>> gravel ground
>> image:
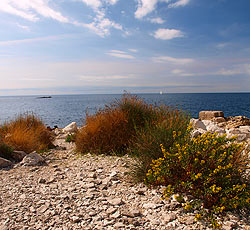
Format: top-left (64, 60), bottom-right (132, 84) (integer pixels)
top-left (1, 138), bottom-right (250, 230)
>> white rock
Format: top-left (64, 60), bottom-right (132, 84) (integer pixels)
top-left (190, 119), bottom-right (207, 131)
top-left (206, 123), bottom-right (221, 133)
top-left (143, 203), bottom-right (157, 209)
top-left (62, 122), bottom-right (77, 133)
top-left (191, 129), bottom-right (206, 138)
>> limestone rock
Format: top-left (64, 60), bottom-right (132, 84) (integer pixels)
top-left (199, 111), bottom-right (224, 120)
top-left (0, 157), bottom-right (13, 168)
top-left (62, 122), bottom-right (77, 133)
top-left (20, 152), bottom-right (45, 166)
top-left (190, 119), bottom-right (207, 130)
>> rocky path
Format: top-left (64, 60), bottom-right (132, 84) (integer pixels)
top-left (0, 137), bottom-right (250, 230)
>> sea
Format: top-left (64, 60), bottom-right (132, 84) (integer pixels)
top-left (0, 93), bottom-right (250, 128)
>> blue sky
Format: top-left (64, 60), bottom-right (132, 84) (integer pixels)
top-left (0, 0), bottom-right (250, 95)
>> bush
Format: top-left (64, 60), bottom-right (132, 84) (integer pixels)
top-left (146, 131), bottom-right (250, 228)
top-left (0, 114), bottom-right (54, 153)
top-left (0, 141), bottom-right (13, 161)
top-left (129, 108), bottom-right (190, 181)
top-left (76, 94), bottom-right (159, 155)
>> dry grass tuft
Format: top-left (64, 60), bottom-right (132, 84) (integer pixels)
top-left (76, 108), bottom-right (130, 154)
top-left (0, 114), bottom-right (54, 153)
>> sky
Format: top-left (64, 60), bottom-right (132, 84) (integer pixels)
top-left (0, 0), bottom-right (250, 95)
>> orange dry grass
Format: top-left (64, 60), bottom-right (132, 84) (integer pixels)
top-left (0, 114), bottom-right (53, 153)
top-left (76, 108), bottom-right (129, 154)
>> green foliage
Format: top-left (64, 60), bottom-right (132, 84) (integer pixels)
top-left (65, 133), bottom-right (76, 143)
top-left (0, 142), bottom-right (14, 161)
top-left (146, 131), bottom-right (250, 228)
top-left (129, 109), bottom-right (190, 181)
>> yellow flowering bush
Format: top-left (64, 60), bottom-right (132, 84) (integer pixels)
top-left (146, 131), bottom-right (250, 228)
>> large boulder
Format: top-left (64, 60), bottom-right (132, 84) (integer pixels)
top-left (62, 122), bottom-right (77, 133)
top-left (199, 111), bottom-right (224, 120)
top-left (20, 152), bottom-right (45, 166)
top-left (0, 157), bottom-right (13, 168)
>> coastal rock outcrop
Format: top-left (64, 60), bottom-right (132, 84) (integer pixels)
top-left (191, 111), bottom-right (250, 144)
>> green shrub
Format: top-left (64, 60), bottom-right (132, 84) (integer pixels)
top-left (129, 108), bottom-right (190, 181)
top-left (76, 94), bottom-right (163, 155)
top-left (0, 142), bottom-right (14, 161)
top-left (146, 131), bottom-right (250, 228)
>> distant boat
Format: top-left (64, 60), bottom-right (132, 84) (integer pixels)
top-left (160, 91), bottom-right (163, 95)
top-left (37, 96), bottom-right (52, 99)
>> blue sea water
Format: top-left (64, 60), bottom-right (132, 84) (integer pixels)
top-left (0, 93), bottom-right (250, 128)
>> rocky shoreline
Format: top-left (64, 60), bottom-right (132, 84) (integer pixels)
top-left (1, 111), bottom-right (250, 230)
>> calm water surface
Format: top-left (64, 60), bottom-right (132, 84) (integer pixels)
top-left (0, 93), bottom-right (250, 127)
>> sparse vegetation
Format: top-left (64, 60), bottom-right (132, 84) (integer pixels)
top-left (0, 114), bottom-right (54, 153)
top-left (146, 131), bottom-right (250, 228)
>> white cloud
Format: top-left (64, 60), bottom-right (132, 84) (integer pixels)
top-left (79, 74), bottom-right (131, 82)
top-left (153, 56), bottom-right (194, 64)
top-left (216, 43), bottom-right (230, 49)
top-left (128, 49), bottom-right (138, 53)
top-left (16, 23), bottom-right (30, 31)
top-left (81, 0), bottom-right (102, 9)
top-left (153, 28), bottom-right (184, 40)
top-left (135, 0), bottom-right (190, 19)
top-left (135, 0), bottom-right (158, 19)
top-left (0, 0), bottom-right (121, 37)
top-left (168, 0), bottom-right (190, 8)
top-left (106, 50), bottom-right (135, 59)
top-left (149, 17), bottom-right (165, 24)
top-left (0, 35), bottom-right (70, 46)
top-left (215, 68), bottom-right (243, 76)
top-left (0, 0), bottom-right (69, 23)
top-left (78, 0), bottom-right (122, 36)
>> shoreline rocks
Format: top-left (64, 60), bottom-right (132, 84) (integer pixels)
top-left (191, 111), bottom-right (250, 144)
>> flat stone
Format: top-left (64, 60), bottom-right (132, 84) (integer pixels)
top-left (71, 216), bottom-right (81, 223)
top-left (107, 198), bottom-right (124, 206)
top-left (106, 207), bottom-right (117, 215)
top-left (162, 213), bottom-right (176, 223)
top-left (199, 111), bottom-right (224, 120)
top-left (37, 205), bottom-right (48, 214)
top-left (143, 203), bottom-right (157, 209)
top-left (110, 210), bottom-right (120, 219)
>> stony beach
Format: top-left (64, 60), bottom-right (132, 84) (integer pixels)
top-left (1, 111), bottom-right (250, 230)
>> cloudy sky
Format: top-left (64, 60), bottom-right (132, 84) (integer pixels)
top-left (0, 0), bottom-right (250, 95)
